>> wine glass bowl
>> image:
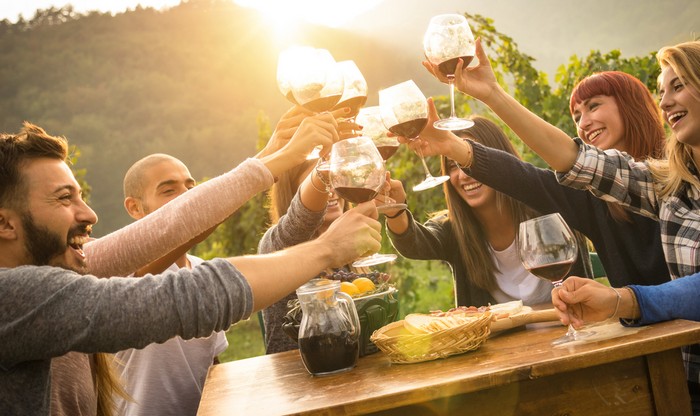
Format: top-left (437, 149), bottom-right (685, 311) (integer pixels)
top-left (378, 80), bottom-right (449, 192)
top-left (329, 136), bottom-right (397, 267)
top-left (289, 48), bottom-right (344, 113)
top-left (329, 136), bottom-right (385, 204)
top-left (423, 14), bottom-right (475, 131)
top-left (356, 106), bottom-right (406, 212)
top-left (518, 213), bottom-right (593, 345)
top-left (277, 46), bottom-right (344, 159)
top-left (277, 45), bottom-right (314, 106)
top-left (333, 60), bottom-right (368, 119)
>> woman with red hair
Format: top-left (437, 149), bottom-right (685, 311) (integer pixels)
top-left (394, 68), bottom-right (670, 290)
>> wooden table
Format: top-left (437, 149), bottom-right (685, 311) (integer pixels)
top-left (198, 319), bottom-right (700, 415)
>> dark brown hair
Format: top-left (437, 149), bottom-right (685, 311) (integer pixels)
top-left (0, 122), bottom-right (68, 209)
top-left (440, 116), bottom-right (538, 292)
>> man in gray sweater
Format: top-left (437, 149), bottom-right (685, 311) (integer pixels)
top-left (0, 123), bottom-right (381, 415)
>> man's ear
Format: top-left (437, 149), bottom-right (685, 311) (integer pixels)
top-left (0, 209), bottom-right (19, 241)
top-left (124, 197), bottom-right (145, 220)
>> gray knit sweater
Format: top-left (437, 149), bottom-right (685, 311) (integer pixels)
top-left (0, 259), bottom-right (252, 415)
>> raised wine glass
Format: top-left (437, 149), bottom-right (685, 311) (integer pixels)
top-left (277, 45), bottom-right (312, 106)
top-left (379, 80), bottom-right (449, 192)
top-left (277, 46), bottom-right (344, 160)
top-left (332, 60), bottom-right (368, 120)
top-left (423, 14), bottom-right (475, 131)
top-left (329, 136), bottom-right (398, 267)
top-left (356, 106), bottom-right (407, 213)
top-left (518, 213), bottom-right (594, 345)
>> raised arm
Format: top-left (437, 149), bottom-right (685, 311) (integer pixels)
top-left (86, 113), bottom-right (340, 277)
top-left (423, 38), bottom-right (579, 172)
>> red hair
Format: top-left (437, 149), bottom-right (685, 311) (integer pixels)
top-left (569, 71), bottom-right (665, 160)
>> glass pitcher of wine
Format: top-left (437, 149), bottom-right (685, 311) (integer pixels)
top-left (296, 279), bottom-right (361, 376)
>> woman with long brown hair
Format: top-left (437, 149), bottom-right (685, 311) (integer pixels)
top-left (384, 116), bottom-right (590, 307)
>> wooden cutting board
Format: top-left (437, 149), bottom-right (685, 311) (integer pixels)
top-left (489, 307), bottom-right (561, 334)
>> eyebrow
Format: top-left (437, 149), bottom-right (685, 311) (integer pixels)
top-left (52, 184), bottom-right (78, 194)
top-left (155, 178), bottom-right (196, 190)
top-left (659, 76), bottom-right (680, 92)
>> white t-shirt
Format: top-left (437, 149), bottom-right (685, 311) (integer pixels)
top-left (114, 255), bottom-right (229, 416)
top-left (489, 240), bottom-right (553, 305)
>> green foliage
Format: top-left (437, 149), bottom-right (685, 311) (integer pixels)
top-left (2, 3), bottom-right (666, 361)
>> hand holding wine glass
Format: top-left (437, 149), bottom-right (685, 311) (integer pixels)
top-left (518, 213), bottom-right (594, 345)
top-left (356, 106), bottom-right (407, 212)
top-left (395, 97), bottom-right (472, 164)
top-left (379, 80), bottom-right (449, 192)
top-left (423, 13), bottom-right (475, 130)
top-left (329, 136), bottom-right (398, 267)
top-left (277, 113), bottom-right (340, 167)
top-left (276, 46), bottom-right (344, 160)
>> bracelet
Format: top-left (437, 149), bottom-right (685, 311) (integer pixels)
top-left (623, 286), bottom-right (640, 320)
top-left (385, 208), bottom-right (407, 219)
top-left (309, 173), bottom-right (330, 195)
top-left (607, 287), bottom-right (621, 319)
top-left (314, 159), bottom-right (331, 189)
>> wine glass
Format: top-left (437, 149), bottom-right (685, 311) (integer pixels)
top-left (289, 48), bottom-right (344, 113)
top-left (277, 45), bottom-right (313, 106)
top-left (423, 14), bottom-right (475, 131)
top-left (277, 47), bottom-right (344, 160)
top-left (356, 106), bottom-right (407, 213)
top-left (329, 136), bottom-right (398, 267)
top-left (332, 60), bottom-right (368, 120)
top-left (518, 213), bottom-right (594, 345)
top-left (378, 80), bottom-right (449, 192)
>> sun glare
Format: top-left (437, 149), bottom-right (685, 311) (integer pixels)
top-left (234, 0), bottom-right (382, 37)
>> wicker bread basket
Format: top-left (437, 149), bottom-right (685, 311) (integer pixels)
top-left (369, 312), bottom-right (492, 364)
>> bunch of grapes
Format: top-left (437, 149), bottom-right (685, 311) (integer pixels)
top-left (321, 270), bottom-right (390, 285)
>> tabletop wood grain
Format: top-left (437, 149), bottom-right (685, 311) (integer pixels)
top-left (198, 319), bottom-right (700, 415)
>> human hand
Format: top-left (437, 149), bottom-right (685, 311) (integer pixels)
top-left (374, 173), bottom-right (406, 215)
top-left (257, 105), bottom-right (314, 158)
top-left (279, 112), bottom-right (339, 165)
top-left (423, 38), bottom-right (499, 105)
top-left (552, 277), bottom-right (618, 328)
top-left (317, 202), bottom-right (381, 268)
top-left (394, 98), bottom-right (467, 162)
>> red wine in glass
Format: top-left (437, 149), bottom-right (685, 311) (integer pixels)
top-left (333, 95), bottom-right (368, 119)
top-left (301, 94), bottom-right (343, 113)
top-left (376, 145), bottom-right (399, 161)
top-left (518, 213), bottom-right (594, 345)
top-left (527, 259), bottom-right (575, 284)
top-left (437, 55), bottom-right (475, 77)
top-left (423, 14), bottom-right (476, 131)
top-left (333, 187), bottom-right (378, 204)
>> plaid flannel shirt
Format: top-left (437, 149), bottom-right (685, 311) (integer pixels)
top-left (557, 138), bottom-right (700, 384)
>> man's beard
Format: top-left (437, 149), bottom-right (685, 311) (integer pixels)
top-left (21, 212), bottom-right (86, 273)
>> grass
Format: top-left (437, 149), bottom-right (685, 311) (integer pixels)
top-left (218, 259), bottom-right (454, 363)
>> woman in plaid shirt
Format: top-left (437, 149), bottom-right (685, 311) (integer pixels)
top-left (438, 38), bottom-right (700, 412)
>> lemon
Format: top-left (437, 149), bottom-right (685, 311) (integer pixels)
top-left (352, 277), bottom-right (376, 294)
top-left (340, 281), bottom-right (360, 296)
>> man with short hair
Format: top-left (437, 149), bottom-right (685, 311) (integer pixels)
top-left (0, 122), bottom-right (381, 415)
top-left (115, 153), bottom-right (228, 416)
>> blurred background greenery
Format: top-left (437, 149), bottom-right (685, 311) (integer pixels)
top-left (2, 0), bottom-right (692, 362)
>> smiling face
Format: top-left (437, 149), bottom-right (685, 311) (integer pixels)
top-left (446, 159), bottom-right (496, 211)
top-left (572, 95), bottom-right (626, 151)
top-left (19, 158), bottom-right (97, 272)
top-left (659, 65), bottom-right (700, 149)
top-left (135, 158), bottom-right (196, 217)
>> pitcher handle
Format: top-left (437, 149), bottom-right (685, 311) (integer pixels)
top-left (337, 291), bottom-right (361, 337)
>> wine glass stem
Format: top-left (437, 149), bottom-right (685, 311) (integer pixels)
top-left (412, 139), bottom-right (435, 178)
top-left (447, 75), bottom-right (457, 119)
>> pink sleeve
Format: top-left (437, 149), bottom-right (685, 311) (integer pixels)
top-left (84, 158), bottom-right (274, 277)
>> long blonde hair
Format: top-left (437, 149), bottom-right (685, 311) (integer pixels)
top-left (439, 116), bottom-right (539, 292)
top-left (648, 41), bottom-right (700, 198)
